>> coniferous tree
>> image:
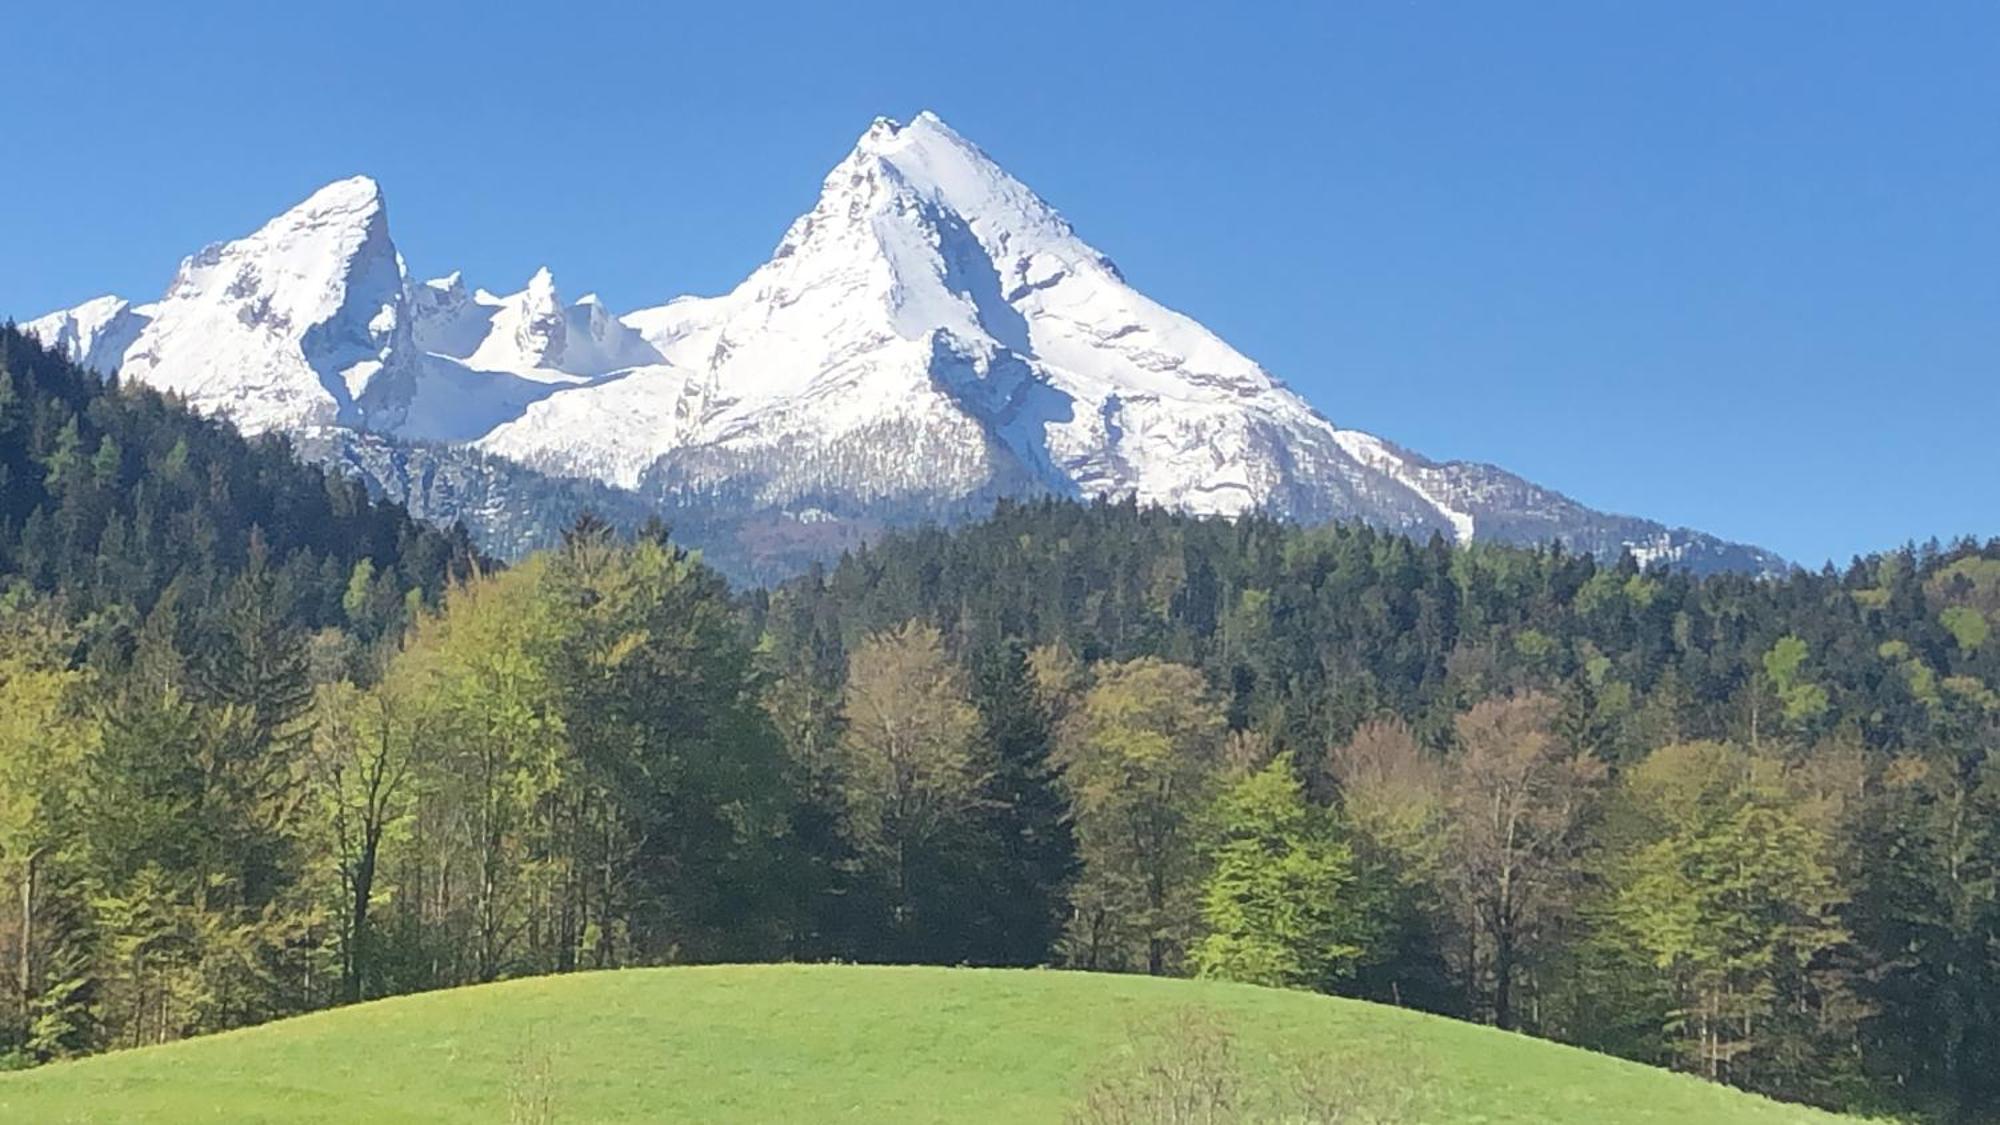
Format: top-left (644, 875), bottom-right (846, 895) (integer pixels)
top-left (959, 637), bottom-right (1075, 965)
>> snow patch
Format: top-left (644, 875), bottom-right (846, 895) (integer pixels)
top-left (1331, 430), bottom-right (1477, 543)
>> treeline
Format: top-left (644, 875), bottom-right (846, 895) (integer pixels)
top-left (2, 327), bottom-right (1997, 1120)
top-left (754, 502), bottom-right (2000, 1119)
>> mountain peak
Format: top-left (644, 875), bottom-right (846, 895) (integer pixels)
top-left (903, 108), bottom-right (963, 144)
top-left (104, 171), bottom-right (410, 432)
top-left (286, 174), bottom-right (385, 223)
top-left (855, 109), bottom-right (960, 150)
top-left (811, 109), bottom-right (1076, 268)
top-left (849, 110), bottom-right (989, 177)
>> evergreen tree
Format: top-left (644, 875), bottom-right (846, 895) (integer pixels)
top-left (961, 637), bottom-right (1076, 965)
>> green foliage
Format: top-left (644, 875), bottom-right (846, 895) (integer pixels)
top-left (960, 638), bottom-right (1076, 965)
top-left (362, 531), bottom-right (796, 984)
top-left (538, 521), bottom-right (793, 965)
top-left (1440, 694), bottom-right (1602, 1031)
top-left (0, 602), bottom-right (98, 1060)
top-left (1848, 748), bottom-right (2000, 1117)
top-left (1056, 659), bottom-right (1227, 975)
top-left (1324, 719), bottom-right (1455, 1013)
top-left (5, 325), bottom-right (2000, 1119)
top-left (836, 619), bottom-right (987, 934)
top-left (1941, 605), bottom-right (1989, 652)
top-left (1593, 743), bottom-right (1849, 1096)
top-left (1762, 635), bottom-right (1830, 732)
top-left (0, 325), bottom-right (471, 636)
top-left (1191, 755), bottom-right (1364, 989)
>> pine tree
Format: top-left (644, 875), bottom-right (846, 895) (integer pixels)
top-left (962, 637), bottom-right (1075, 965)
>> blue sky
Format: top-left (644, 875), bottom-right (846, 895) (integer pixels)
top-left (7, 2), bottom-right (1995, 566)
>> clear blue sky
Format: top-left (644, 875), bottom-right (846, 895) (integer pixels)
top-left (7, 2), bottom-right (1995, 567)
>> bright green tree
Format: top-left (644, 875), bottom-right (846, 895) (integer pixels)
top-left (407, 559), bottom-right (566, 983)
top-left (1760, 635), bottom-right (1829, 737)
top-left (1191, 753), bottom-right (1364, 989)
top-left (311, 678), bottom-right (423, 1004)
top-left (0, 598), bottom-right (96, 1055)
top-left (537, 520), bottom-right (793, 968)
top-left (1596, 741), bottom-right (1848, 1090)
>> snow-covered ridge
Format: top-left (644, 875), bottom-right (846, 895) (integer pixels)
top-left (1331, 430), bottom-right (1477, 544)
top-left (19, 112), bottom-right (1784, 575)
top-left (22, 294), bottom-right (154, 377)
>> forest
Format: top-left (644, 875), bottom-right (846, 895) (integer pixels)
top-left (1, 324), bottom-right (1996, 1121)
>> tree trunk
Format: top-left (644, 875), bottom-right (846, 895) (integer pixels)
top-left (595, 801), bottom-right (616, 969)
top-left (345, 830), bottom-right (379, 1004)
top-left (557, 794), bottom-right (579, 973)
top-left (17, 849), bottom-right (38, 1034)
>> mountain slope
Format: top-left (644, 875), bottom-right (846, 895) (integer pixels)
top-left (0, 965), bottom-right (1851, 1123)
top-left (113, 175), bottom-right (411, 434)
top-left (21, 113), bottom-right (1785, 578)
top-left (0, 324), bottom-right (473, 629)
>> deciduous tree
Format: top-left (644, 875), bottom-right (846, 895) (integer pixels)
top-left (1056, 658), bottom-right (1226, 975)
top-left (838, 620), bottom-right (986, 944)
top-left (1442, 693), bottom-right (1602, 1029)
top-left (1192, 754), bottom-right (1363, 989)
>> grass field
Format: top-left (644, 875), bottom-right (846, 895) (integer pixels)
top-left (0, 964), bottom-right (1853, 1123)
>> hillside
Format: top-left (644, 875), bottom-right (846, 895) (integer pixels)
top-left (0, 965), bottom-right (1851, 1123)
top-left (0, 324), bottom-right (473, 631)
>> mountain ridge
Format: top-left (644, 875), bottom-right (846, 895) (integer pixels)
top-left (22, 112), bottom-right (1786, 579)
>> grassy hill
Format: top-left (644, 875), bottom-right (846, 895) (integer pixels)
top-left (0, 965), bottom-right (1851, 1123)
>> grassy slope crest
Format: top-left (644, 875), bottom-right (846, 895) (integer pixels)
top-left (0, 965), bottom-right (1852, 1123)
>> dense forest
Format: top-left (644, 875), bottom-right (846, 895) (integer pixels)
top-left (1, 325), bottom-right (1997, 1121)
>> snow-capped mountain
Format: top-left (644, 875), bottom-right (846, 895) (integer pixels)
top-left (22, 112), bottom-right (1784, 579)
top-left (111, 175), bottom-right (409, 434)
top-left (24, 294), bottom-right (154, 377)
